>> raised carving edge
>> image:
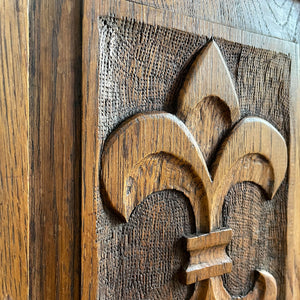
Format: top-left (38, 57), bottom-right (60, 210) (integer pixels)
top-left (182, 229), bottom-right (232, 285)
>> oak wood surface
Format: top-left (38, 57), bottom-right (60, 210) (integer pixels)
top-left (126, 0), bottom-right (300, 43)
top-left (183, 229), bottom-right (233, 285)
top-left (100, 40), bottom-right (288, 299)
top-left (193, 270), bottom-right (277, 300)
top-left (0, 1), bottom-right (29, 299)
top-left (1, 0), bottom-right (298, 299)
top-left (29, 0), bottom-right (81, 299)
top-left (288, 44), bottom-right (300, 300)
top-left (82, 1), bottom-right (300, 299)
top-left (176, 41), bottom-right (240, 124)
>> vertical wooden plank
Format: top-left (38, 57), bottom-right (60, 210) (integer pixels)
top-left (29, 1), bottom-right (81, 299)
top-left (0, 0), bottom-right (29, 299)
top-left (287, 44), bottom-right (300, 300)
top-left (82, 0), bottom-right (99, 298)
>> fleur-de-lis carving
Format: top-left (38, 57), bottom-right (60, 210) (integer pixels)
top-left (101, 41), bottom-right (287, 299)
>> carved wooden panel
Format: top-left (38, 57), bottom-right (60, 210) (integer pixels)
top-left (82, 15), bottom-right (297, 299)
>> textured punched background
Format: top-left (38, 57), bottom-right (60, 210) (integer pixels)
top-left (97, 17), bottom-right (290, 299)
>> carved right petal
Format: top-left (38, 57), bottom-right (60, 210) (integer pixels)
top-left (212, 117), bottom-right (287, 199)
top-left (101, 112), bottom-right (210, 222)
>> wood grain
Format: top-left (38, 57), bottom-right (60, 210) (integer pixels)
top-left (101, 112), bottom-right (210, 224)
top-left (182, 229), bottom-right (232, 285)
top-left (177, 41), bottom-right (240, 123)
top-left (100, 39), bottom-right (288, 298)
top-left (0, 1), bottom-right (29, 298)
top-left (287, 42), bottom-right (300, 300)
top-left (83, 2), bottom-right (299, 299)
top-left (125, 0), bottom-right (300, 43)
top-left (210, 117), bottom-right (287, 225)
top-left (100, 102), bottom-right (286, 300)
top-left (101, 114), bottom-right (287, 230)
top-left (193, 270), bottom-right (277, 300)
top-left (98, 190), bottom-right (195, 299)
top-left (29, 0), bottom-right (81, 299)
top-left (184, 96), bottom-right (231, 164)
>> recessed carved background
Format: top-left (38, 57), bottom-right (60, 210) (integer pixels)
top-left (97, 17), bottom-right (290, 299)
top-left (222, 182), bottom-right (287, 297)
top-left (98, 190), bottom-right (195, 299)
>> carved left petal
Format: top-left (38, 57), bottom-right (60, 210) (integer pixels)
top-left (101, 111), bottom-right (211, 222)
top-left (212, 117), bottom-right (287, 200)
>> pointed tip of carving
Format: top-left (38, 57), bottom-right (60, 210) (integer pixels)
top-left (206, 39), bottom-right (220, 51)
top-left (123, 211), bottom-right (130, 223)
top-left (177, 40), bottom-right (240, 123)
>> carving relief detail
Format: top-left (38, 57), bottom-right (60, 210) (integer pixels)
top-left (101, 41), bottom-right (287, 299)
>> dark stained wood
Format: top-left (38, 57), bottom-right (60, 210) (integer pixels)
top-left (0, 0), bottom-right (298, 299)
top-left (98, 190), bottom-right (196, 299)
top-left (82, 2), bottom-right (101, 299)
top-left (100, 39), bottom-right (288, 298)
top-left (29, 0), bottom-right (81, 299)
top-left (0, 1), bottom-right (29, 298)
top-left (82, 1), bottom-right (300, 299)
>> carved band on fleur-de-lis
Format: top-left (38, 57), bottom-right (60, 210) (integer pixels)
top-left (101, 41), bottom-right (287, 299)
